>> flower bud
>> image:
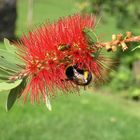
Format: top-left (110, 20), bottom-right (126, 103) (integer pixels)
top-left (105, 43), bottom-right (112, 52)
top-left (111, 45), bottom-right (117, 52)
top-left (121, 42), bottom-right (128, 51)
top-left (117, 34), bottom-right (123, 41)
top-left (112, 34), bottom-right (117, 41)
top-left (126, 31), bottom-right (132, 38)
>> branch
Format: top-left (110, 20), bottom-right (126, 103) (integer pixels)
top-left (96, 32), bottom-right (140, 52)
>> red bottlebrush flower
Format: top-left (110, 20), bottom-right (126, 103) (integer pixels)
top-left (9, 14), bottom-right (114, 103)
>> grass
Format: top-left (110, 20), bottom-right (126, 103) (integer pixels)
top-left (1, 89), bottom-right (140, 140)
top-left (0, 0), bottom-right (140, 140)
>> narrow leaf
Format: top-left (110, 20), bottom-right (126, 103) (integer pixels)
top-left (45, 95), bottom-right (52, 111)
top-left (0, 67), bottom-right (14, 75)
top-left (6, 78), bottom-right (27, 111)
top-left (90, 48), bottom-right (102, 59)
top-left (4, 38), bottom-right (16, 54)
top-left (0, 75), bottom-right (10, 81)
top-left (0, 79), bottom-right (22, 92)
top-left (0, 67), bottom-right (11, 80)
top-left (0, 49), bottom-right (21, 64)
top-left (83, 27), bottom-right (98, 44)
top-left (0, 57), bottom-right (21, 72)
top-left (131, 45), bottom-right (140, 51)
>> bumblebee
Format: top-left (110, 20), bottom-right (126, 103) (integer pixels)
top-left (65, 65), bottom-right (92, 86)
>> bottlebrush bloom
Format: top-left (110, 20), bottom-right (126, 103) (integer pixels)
top-left (7, 14), bottom-right (114, 103)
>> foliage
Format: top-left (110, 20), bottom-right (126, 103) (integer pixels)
top-left (128, 87), bottom-right (140, 100)
top-left (108, 45), bottom-right (140, 96)
top-left (109, 65), bottom-right (134, 90)
top-left (77, 0), bottom-right (140, 31)
top-left (131, 45), bottom-right (140, 51)
top-left (6, 78), bottom-right (26, 111)
top-left (0, 39), bottom-right (24, 111)
top-left (0, 80), bottom-right (22, 92)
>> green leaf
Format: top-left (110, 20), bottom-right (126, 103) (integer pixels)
top-left (0, 67), bottom-right (11, 80)
top-left (131, 45), bottom-right (140, 51)
top-left (0, 79), bottom-right (22, 92)
top-left (83, 27), bottom-right (98, 44)
top-left (0, 49), bottom-right (24, 83)
top-left (90, 48), bottom-right (102, 59)
top-left (6, 78), bottom-right (27, 111)
top-left (4, 38), bottom-right (17, 54)
top-left (0, 40), bottom-right (24, 75)
top-left (0, 57), bottom-right (21, 72)
top-left (0, 67), bottom-right (14, 75)
top-left (0, 49), bottom-right (21, 64)
top-left (45, 95), bottom-right (52, 111)
top-left (0, 74), bottom-right (10, 81)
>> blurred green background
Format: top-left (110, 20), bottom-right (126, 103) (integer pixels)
top-left (0, 0), bottom-right (140, 140)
